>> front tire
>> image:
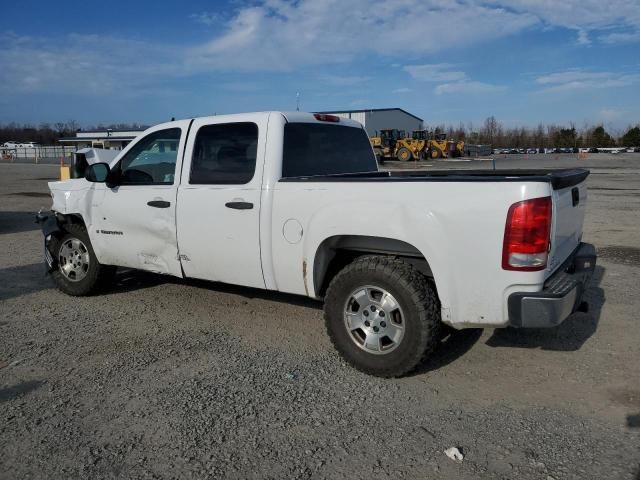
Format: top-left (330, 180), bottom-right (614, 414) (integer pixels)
top-left (396, 147), bottom-right (412, 161)
top-left (50, 224), bottom-right (115, 296)
top-left (324, 256), bottom-right (441, 377)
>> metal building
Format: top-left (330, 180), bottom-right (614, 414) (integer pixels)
top-left (317, 108), bottom-right (423, 136)
top-left (59, 127), bottom-right (146, 150)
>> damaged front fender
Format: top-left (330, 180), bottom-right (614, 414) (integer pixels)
top-left (35, 210), bottom-right (62, 272)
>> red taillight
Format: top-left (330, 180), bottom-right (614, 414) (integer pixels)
top-left (313, 113), bottom-right (340, 123)
top-left (502, 196), bottom-right (552, 271)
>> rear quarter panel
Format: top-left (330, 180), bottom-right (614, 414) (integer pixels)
top-left (271, 179), bottom-right (554, 327)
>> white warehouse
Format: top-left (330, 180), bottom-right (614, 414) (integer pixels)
top-left (317, 108), bottom-right (423, 136)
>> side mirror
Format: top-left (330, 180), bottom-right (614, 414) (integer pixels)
top-left (85, 162), bottom-right (110, 183)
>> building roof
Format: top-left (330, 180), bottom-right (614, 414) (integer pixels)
top-left (78, 127), bottom-right (147, 134)
top-left (316, 108), bottom-right (423, 122)
top-left (59, 136), bottom-right (137, 142)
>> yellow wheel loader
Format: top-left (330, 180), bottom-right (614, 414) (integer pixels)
top-left (370, 129), bottom-right (403, 162)
top-left (370, 129), bottom-right (464, 161)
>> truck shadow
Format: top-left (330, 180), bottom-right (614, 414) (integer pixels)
top-left (0, 263), bottom-right (52, 301)
top-left (185, 278), bottom-right (324, 310)
top-left (409, 328), bottom-right (484, 376)
top-left (0, 211), bottom-right (39, 235)
top-left (108, 269), bottom-right (174, 294)
top-left (107, 270), bottom-right (323, 310)
top-left (0, 380), bottom-right (43, 403)
top-left (485, 265), bottom-right (605, 352)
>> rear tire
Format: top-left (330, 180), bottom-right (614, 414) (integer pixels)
top-left (324, 256), bottom-right (441, 377)
top-left (49, 224), bottom-right (116, 296)
top-left (374, 148), bottom-right (385, 165)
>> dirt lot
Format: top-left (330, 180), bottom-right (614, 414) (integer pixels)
top-left (1, 155), bottom-right (639, 479)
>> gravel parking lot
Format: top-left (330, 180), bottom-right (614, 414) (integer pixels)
top-left (1, 155), bottom-right (639, 479)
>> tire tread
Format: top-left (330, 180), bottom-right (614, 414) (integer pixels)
top-left (324, 255), bottom-right (441, 377)
top-left (50, 224), bottom-right (115, 296)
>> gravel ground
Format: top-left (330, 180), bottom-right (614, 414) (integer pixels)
top-left (1, 156), bottom-right (639, 479)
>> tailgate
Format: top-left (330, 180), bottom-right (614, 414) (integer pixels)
top-left (547, 179), bottom-right (588, 275)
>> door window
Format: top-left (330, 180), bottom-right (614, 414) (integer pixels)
top-left (116, 128), bottom-right (181, 185)
top-left (189, 123), bottom-right (258, 185)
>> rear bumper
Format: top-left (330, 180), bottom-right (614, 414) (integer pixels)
top-left (508, 243), bottom-right (596, 328)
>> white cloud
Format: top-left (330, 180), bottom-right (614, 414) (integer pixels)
top-left (404, 63), bottom-right (504, 95)
top-left (2, 0), bottom-right (640, 99)
top-left (403, 64), bottom-right (466, 82)
top-left (319, 74), bottom-right (370, 86)
top-left (0, 34), bottom-right (178, 96)
top-left (536, 70), bottom-right (640, 92)
top-left (190, 12), bottom-right (220, 26)
top-left (188, 0), bottom-right (538, 71)
top-left (599, 30), bottom-right (640, 45)
top-left (485, 0), bottom-right (640, 32)
top-left (576, 30), bottom-right (590, 46)
top-left (434, 81), bottom-right (506, 95)
top-left (485, 0), bottom-right (640, 47)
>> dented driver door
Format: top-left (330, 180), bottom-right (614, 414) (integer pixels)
top-left (91, 121), bottom-right (191, 276)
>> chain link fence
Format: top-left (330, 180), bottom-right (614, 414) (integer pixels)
top-left (0, 146), bottom-right (77, 165)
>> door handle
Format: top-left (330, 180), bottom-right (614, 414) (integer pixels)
top-left (225, 201), bottom-right (253, 210)
top-left (147, 200), bottom-right (171, 208)
top-left (571, 187), bottom-right (580, 207)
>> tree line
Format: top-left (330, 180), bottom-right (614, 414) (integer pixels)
top-left (0, 121), bottom-right (147, 145)
top-left (432, 117), bottom-right (640, 148)
top-left (1, 117), bottom-right (639, 148)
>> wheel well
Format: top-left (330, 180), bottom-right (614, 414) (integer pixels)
top-left (313, 235), bottom-right (433, 298)
top-left (55, 212), bottom-right (86, 232)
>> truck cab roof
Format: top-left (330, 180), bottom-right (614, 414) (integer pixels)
top-left (150, 112), bottom-right (364, 133)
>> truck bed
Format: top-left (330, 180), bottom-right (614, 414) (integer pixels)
top-left (280, 168), bottom-right (590, 190)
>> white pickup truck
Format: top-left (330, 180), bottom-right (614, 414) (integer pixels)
top-left (38, 111), bottom-right (596, 377)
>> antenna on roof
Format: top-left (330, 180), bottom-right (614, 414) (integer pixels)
top-left (296, 92), bottom-right (300, 112)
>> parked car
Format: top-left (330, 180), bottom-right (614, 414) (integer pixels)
top-left (588, 148), bottom-right (599, 153)
top-left (37, 111), bottom-right (596, 377)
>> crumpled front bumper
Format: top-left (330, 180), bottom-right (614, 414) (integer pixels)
top-left (508, 243), bottom-right (597, 328)
top-left (35, 210), bottom-right (61, 272)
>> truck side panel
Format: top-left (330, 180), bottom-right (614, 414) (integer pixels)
top-left (270, 180), bottom-right (553, 328)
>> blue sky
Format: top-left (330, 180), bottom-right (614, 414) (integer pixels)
top-left (1, 0), bottom-right (639, 131)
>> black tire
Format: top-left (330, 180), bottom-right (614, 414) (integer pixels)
top-left (324, 256), bottom-right (441, 377)
top-left (374, 148), bottom-right (385, 165)
top-left (49, 224), bottom-right (116, 296)
top-left (430, 148), bottom-right (442, 159)
top-left (396, 147), bottom-right (412, 161)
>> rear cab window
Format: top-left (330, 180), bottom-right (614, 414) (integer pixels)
top-left (282, 123), bottom-right (377, 177)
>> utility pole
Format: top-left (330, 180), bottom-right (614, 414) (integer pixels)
top-left (296, 92), bottom-right (300, 112)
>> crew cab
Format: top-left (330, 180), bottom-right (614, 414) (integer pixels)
top-left (38, 112), bottom-right (596, 377)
